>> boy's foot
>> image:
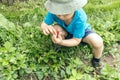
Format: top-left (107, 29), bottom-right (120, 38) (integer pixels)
top-left (91, 58), bottom-right (102, 75)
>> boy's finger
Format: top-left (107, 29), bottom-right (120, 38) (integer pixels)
top-left (58, 32), bottom-right (62, 39)
top-left (52, 36), bottom-right (55, 43)
top-left (53, 34), bottom-right (57, 39)
top-left (43, 30), bottom-right (48, 35)
top-left (52, 35), bottom-right (57, 43)
top-left (49, 26), bottom-right (57, 35)
top-left (43, 29), bottom-right (50, 35)
top-left (48, 27), bottom-right (54, 34)
top-left (52, 28), bottom-right (57, 35)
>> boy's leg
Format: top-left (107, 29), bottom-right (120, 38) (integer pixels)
top-left (82, 33), bottom-right (103, 59)
top-left (82, 33), bottom-right (104, 68)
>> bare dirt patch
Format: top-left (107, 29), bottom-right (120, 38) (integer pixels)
top-left (102, 44), bottom-right (120, 68)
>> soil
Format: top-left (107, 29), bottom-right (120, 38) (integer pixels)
top-left (23, 73), bottom-right (38, 80)
top-left (102, 44), bottom-right (120, 68)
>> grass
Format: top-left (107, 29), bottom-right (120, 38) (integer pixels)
top-left (0, 0), bottom-right (120, 79)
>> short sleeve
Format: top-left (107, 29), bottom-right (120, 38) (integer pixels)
top-left (72, 9), bottom-right (88, 38)
top-left (44, 12), bottom-right (54, 25)
top-left (73, 22), bottom-right (86, 38)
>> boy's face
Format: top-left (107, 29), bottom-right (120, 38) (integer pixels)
top-left (56, 13), bottom-right (74, 21)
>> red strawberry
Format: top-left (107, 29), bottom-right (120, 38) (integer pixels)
top-left (57, 31), bottom-right (59, 36)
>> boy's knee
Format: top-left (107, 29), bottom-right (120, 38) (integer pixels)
top-left (53, 24), bottom-right (62, 31)
top-left (53, 24), bottom-right (68, 38)
top-left (93, 36), bottom-right (103, 48)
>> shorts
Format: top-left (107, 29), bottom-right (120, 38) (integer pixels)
top-left (65, 29), bottom-right (95, 45)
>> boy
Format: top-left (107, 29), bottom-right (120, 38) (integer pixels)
top-left (40, 0), bottom-right (104, 72)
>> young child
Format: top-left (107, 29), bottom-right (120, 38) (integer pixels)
top-left (40, 0), bottom-right (104, 70)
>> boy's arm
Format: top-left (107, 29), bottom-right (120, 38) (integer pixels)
top-left (60, 38), bottom-right (82, 46)
top-left (40, 22), bottom-right (57, 35)
top-left (52, 34), bottom-right (82, 47)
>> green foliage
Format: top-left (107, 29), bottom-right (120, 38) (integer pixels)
top-left (0, 0), bottom-right (120, 79)
top-left (100, 64), bottom-right (120, 80)
top-left (0, 41), bottom-right (27, 80)
top-left (85, 0), bottom-right (120, 46)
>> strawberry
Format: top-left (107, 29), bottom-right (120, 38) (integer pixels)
top-left (57, 31), bottom-right (59, 36)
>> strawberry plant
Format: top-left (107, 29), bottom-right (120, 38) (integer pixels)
top-left (0, 0), bottom-right (120, 79)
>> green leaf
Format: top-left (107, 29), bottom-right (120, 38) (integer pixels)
top-left (0, 52), bottom-right (2, 55)
top-left (0, 14), bottom-right (15, 30)
top-left (44, 58), bottom-right (49, 63)
top-left (74, 57), bottom-right (83, 65)
top-left (4, 41), bottom-right (12, 50)
top-left (61, 70), bottom-right (65, 78)
top-left (23, 22), bottom-right (32, 27)
top-left (68, 76), bottom-right (76, 80)
top-left (83, 74), bottom-right (96, 80)
top-left (72, 69), bottom-right (77, 77)
top-left (76, 73), bottom-right (83, 80)
top-left (9, 47), bottom-right (16, 52)
top-left (66, 66), bottom-right (71, 75)
top-left (25, 68), bottom-right (32, 73)
top-left (36, 71), bottom-right (44, 80)
top-left (9, 57), bottom-right (17, 64)
top-left (12, 74), bottom-right (18, 78)
top-left (2, 61), bottom-right (9, 66)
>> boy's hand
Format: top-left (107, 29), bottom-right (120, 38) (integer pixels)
top-left (52, 31), bottom-right (63, 45)
top-left (41, 24), bottom-right (57, 35)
